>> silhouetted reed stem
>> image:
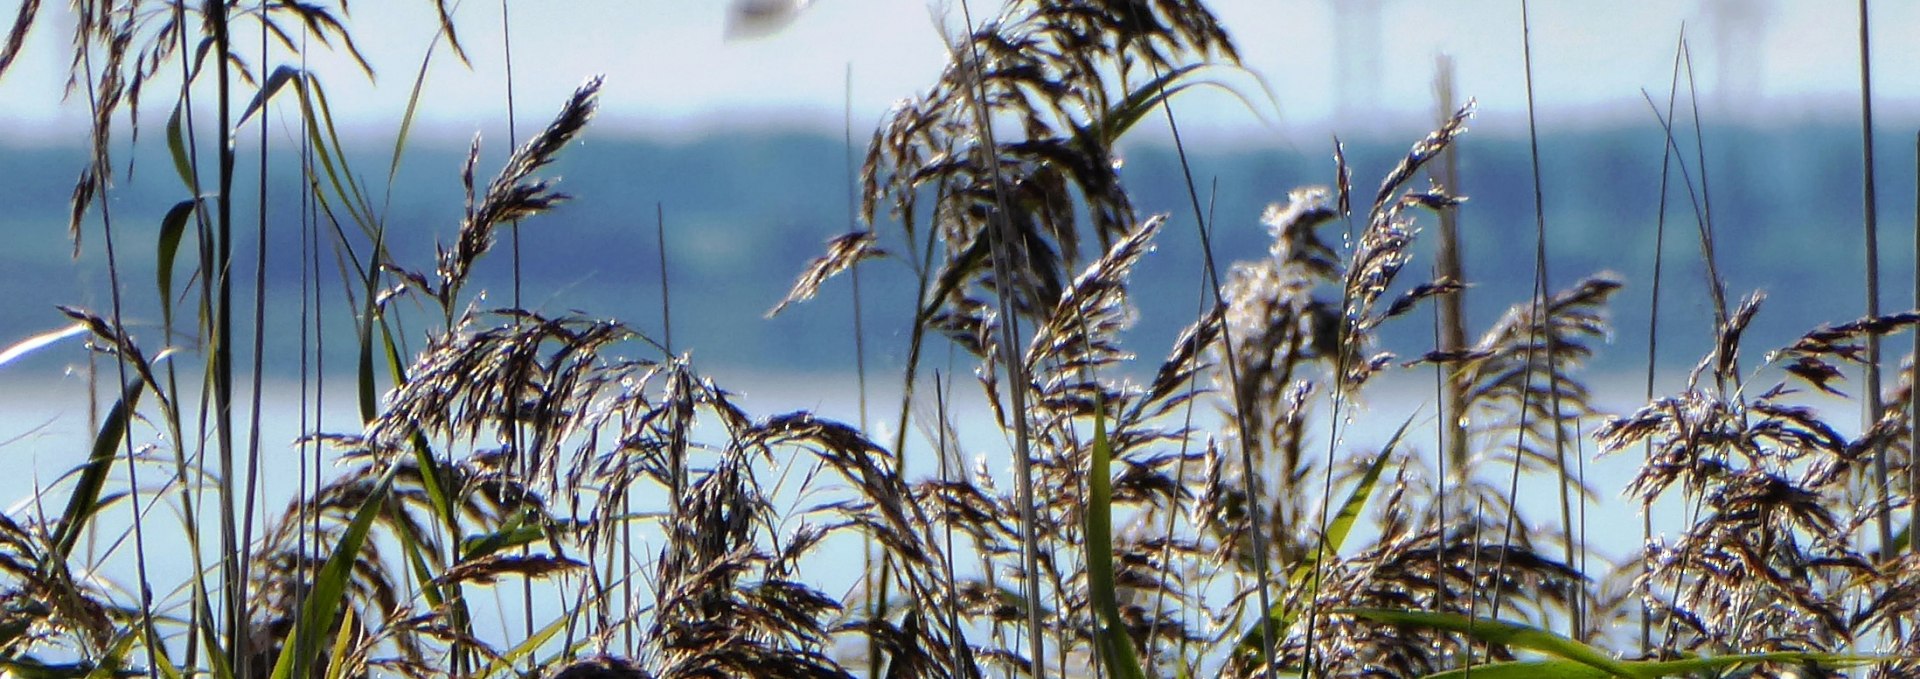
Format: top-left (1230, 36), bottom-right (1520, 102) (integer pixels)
top-left (1857, 0), bottom-right (1893, 567)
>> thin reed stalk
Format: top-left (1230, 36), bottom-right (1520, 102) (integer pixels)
top-left (1637, 26), bottom-right (1688, 657)
top-left (236, 12), bottom-right (274, 677)
top-left (1857, 0), bottom-right (1893, 567)
top-left (949, 3), bottom-right (1048, 672)
top-left (1493, 2), bottom-right (1577, 640)
top-left (206, 3), bottom-right (246, 673)
top-left (1108, 3), bottom-right (1280, 673)
top-left (1431, 54), bottom-right (1468, 477)
top-left (75, 23), bottom-right (162, 679)
top-left (1427, 55), bottom-right (1465, 656)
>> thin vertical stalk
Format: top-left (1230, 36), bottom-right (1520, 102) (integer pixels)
top-left (1680, 46), bottom-right (1729, 338)
top-left (1638, 83), bottom-right (1726, 653)
top-left (497, 0), bottom-right (540, 666)
top-left (950, 3), bottom-right (1047, 672)
top-left (653, 201), bottom-right (673, 658)
top-left (165, 1), bottom-right (218, 672)
top-left (1146, 178), bottom-right (1217, 670)
top-left (1431, 54), bottom-right (1468, 474)
top-left (930, 374), bottom-right (968, 672)
top-left (1857, 0), bottom-right (1892, 565)
top-left (845, 64), bottom-right (868, 435)
top-left (1427, 59), bottom-right (1465, 647)
top-left (844, 60), bottom-right (885, 679)
top-left (1493, 2), bottom-right (1578, 641)
top-left (502, 0), bottom-right (523, 313)
top-left (658, 202), bottom-right (676, 488)
top-left (77, 22), bottom-right (161, 679)
top-left (295, 18), bottom-right (323, 675)
top-left (1639, 28), bottom-right (1687, 656)
top-left (1108, 1), bottom-right (1278, 671)
top-left (1423, 52), bottom-right (1469, 663)
top-left (877, 178), bottom-right (945, 675)
top-left (1909, 131), bottom-right (1918, 560)
top-left (237, 8), bottom-right (273, 672)
top-left (207, 1), bottom-right (246, 674)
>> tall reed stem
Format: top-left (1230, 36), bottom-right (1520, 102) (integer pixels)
top-left (949, 4), bottom-right (1048, 672)
top-left (1856, 0), bottom-right (1892, 566)
top-left (1638, 27), bottom-right (1688, 656)
top-left (206, 2), bottom-right (247, 674)
top-left (1494, 1), bottom-right (1577, 640)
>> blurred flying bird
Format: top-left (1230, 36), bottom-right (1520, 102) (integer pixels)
top-left (725, 0), bottom-right (815, 39)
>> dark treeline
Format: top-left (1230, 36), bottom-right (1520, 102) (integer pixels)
top-left (4, 120), bottom-right (1910, 377)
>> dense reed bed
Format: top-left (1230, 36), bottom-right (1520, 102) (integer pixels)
top-left (1, 1), bottom-right (1916, 677)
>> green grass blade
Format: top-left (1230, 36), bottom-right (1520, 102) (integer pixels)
top-left (391, 508), bottom-right (447, 610)
top-left (165, 103), bottom-right (194, 190)
top-left (293, 74), bottom-right (376, 232)
top-left (321, 606), bottom-right (357, 679)
top-left (1321, 415), bottom-right (1412, 558)
top-left (82, 630), bottom-right (137, 679)
top-left (355, 340), bottom-right (376, 423)
top-left (1099, 63), bottom-right (1204, 142)
top-left (1341, 608), bottom-right (1638, 678)
top-left (373, 317), bottom-right (462, 540)
top-left (1418, 652), bottom-right (1891, 679)
top-left (51, 377), bottom-right (145, 560)
top-left (0, 657), bottom-right (132, 678)
top-left (1100, 63), bottom-right (1273, 144)
top-left (304, 73), bottom-right (376, 226)
top-left (1626, 652), bottom-right (1886, 677)
top-left (1418, 660), bottom-right (1615, 679)
top-left (460, 507), bottom-right (543, 561)
top-left (144, 633), bottom-right (185, 679)
top-left (156, 198), bottom-right (196, 325)
top-left (1085, 404), bottom-right (1147, 679)
top-left (1230, 414), bottom-right (1411, 664)
top-left (387, 35), bottom-right (441, 190)
top-left (269, 465), bottom-right (397, 679)
top-left (474, 610), bottom-right (570, 679)
top-left (235, 64), bottom-right (302, 131)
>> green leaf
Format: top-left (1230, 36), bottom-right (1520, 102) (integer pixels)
top-left (321, 606), bottom-right (357, 679)
top-left (269, 465), bottom-right (396, 679)
top-left (461, 507), bottom-right (545, 561)
top-left (291, 72), bottom-right (377, 232)
top-left (1417, 652), bottom-right (1890, 679)
top-left (1098, 63), bottom-right (1275, 144)
top-left (52, 377), bottom-right (145, 560)
top-left (156, 198), bottom-right (197, 325)
top-left (1085, 403), bottom-right (1147, 679)
top-left (377, 317), bottom-right (461, 542)
top-left (1320, 416), bottom-right (1411, 563)
top-left (474, 611), bottom-right (572, 679)
top-left (302, 73), bottom-right (377, 230)
top-left (355, 318), bottom-right (378, 424)
top-left (1341, 609), bottom-right (1637, 678)
top-left (391, 508), bottom-right (447, 610)
top-left (0, 656), bottom-right (135, 679)
top-left (165, 104), bottom-right (195, 190)
top-left (1099, 63), bottom-right (1206, 143)
top-left (83, 631), bottom-right (138, 679)
top-left (388, 36), bottom-right (440, 190)
top-left (145, 634), bottom-right (186, 679)
top-left (235, 64), bottom-right (304, 131)
top-left (1230, 414), bottom-right (1412, 665)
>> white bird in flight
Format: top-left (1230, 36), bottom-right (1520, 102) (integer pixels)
top-left (725, 0), bottom-right (817, 39)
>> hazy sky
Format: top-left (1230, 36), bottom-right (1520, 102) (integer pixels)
top-left (2, 1), bottom-right (1918, 145)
